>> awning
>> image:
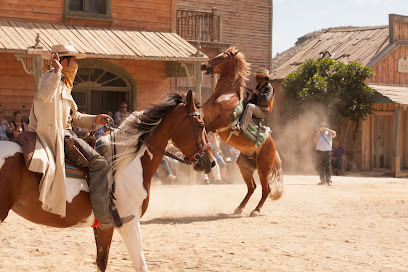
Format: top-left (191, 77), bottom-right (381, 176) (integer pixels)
top-left (369, 84), bottom-right (408, 105)
top-left (0, 20), bottom-right (207, 62)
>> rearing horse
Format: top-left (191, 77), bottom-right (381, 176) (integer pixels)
top-left (0, 91), bottom-right (214, 272)
top-left (201, 47), bottom-right (283, 216)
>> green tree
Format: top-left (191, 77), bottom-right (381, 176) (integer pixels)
top-left (283, 58), bottom-right (374, 124)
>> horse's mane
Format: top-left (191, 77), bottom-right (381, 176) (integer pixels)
top-left (226, 46), bottom-right (250, 100)
top-left (101, 92), bottom-right (198, 177)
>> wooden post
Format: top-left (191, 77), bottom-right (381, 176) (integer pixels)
top-left (30, 34), bottom-right (44, 91)
top-left (211, 8), bottom-right (219, 42)
top-left (391, 105), bottom-right (402, 176)
top-left (195, 42), bottom-right (204, 105)
top-left (32, 55), bottom-right (44, 91)
top-left (188, 43), bottom-right (205, 185)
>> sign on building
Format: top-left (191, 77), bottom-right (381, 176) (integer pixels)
top-left (398, 57), bottom-right (408, 73)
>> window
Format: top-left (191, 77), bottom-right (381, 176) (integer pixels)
top-left (69, 0), bottom-right (106, 14)
top-left (72, 61), bottom-right (136, 115)
top-left (65, 0), bottom-right (111, 21)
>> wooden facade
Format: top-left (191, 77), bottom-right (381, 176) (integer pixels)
top-left (0, 0), bottom-right (176, 32)
top-left (362, 14), bottom-right (408, 176)
top-left (367, 46), bottom-right (408, 85)
top-left (176, 0), bottom-right (273, 72)
top-left (271, 14), bottom-right (408, 177)
top-left (0, 0), bottom-right (205, 121)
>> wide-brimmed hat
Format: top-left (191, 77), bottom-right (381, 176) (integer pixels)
top-left (253, 68), bottom-right (271, 79)
top-left (42, 43), bottom-right (86, 60)
top-left (320, 122), bottom-right (328, 127)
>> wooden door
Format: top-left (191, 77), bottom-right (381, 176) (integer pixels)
top-left (371, 114), bottom-right (393, 169)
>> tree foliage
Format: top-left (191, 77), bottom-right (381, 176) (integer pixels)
top-left (283, 58), bottom-right (375, 124)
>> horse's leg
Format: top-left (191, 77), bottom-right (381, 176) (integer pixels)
top-left (0, 155), bottom-right (21, 223)
top-left (0, 172), bottom-right (13, 223)
top-left (234, 153), bottom-right (256, 214)
top-left (93, 227), bottom-right (114, 272)
top-left (251, 139), bottom-right (276, 216)
top-left (117, 220), bottom-right (148, 272)
top-left (250, 168), bottom-right (271, 217)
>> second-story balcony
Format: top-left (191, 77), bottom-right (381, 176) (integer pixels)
top-left (176, 8), bottom-right (221, 43)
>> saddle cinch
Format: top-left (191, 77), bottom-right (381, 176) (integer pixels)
top-left (14, 131), bottom-right (94, 181)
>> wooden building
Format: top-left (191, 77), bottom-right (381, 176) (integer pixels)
top-left (271, 14), bottom-right (408, 177)
top-left (0, 0), bottom-right (207, 120)
top-left (174, 0), bottom-right (273, 104)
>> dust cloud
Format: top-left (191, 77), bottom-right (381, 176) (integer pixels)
top-left (273, 105), bottom-right (331, 174)
top-left (150, 156), bottom-right (245, 218)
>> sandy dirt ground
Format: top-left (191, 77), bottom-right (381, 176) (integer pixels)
top-left (1, 174), bottom-right (408, 272)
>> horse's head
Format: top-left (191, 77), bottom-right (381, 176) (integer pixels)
top-left (170, 90), bottom-right (215, 174)
top-left (201, 47), bottom-right (240, 75)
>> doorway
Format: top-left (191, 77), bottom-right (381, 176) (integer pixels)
top-left (72, 60), bottom-right (136, 115)
top-left (371, 114), bottom-right (393, 169)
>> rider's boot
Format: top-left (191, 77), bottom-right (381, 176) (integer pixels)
top-left (99, 203), bottom-right (135, 230)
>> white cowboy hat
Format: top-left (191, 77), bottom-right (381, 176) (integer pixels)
top-left (253, 68), bottom-right (272, 79)
top-left (41, 43), bottom-right (86, 59)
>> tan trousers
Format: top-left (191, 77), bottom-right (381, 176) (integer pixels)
top-left (239, 103), bottom-right (268, 131)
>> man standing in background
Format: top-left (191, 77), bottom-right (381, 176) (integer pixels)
top-left (314, 122), bottom-right (336, 186)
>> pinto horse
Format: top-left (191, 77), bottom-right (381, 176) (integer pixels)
top-left (0, 91), bottom-right (214, 272)
top-left (201, 47), bottom-right (283, 216)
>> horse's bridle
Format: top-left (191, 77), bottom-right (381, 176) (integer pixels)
top-left (202, 50), bottom-right (253, 93)
top-left (201, 51), bottom-right (234, 75)
top-left (182, 104), bottom-right (211, 165)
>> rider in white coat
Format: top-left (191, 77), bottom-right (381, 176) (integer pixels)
top-left (28, 43), bottom-right (134, 229)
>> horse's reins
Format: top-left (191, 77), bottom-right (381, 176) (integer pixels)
top-left (106, 118), bottom-right (192, 165)
top-left (217, 75), bottom-right (252, 91)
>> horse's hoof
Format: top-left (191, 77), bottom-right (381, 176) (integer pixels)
top-left (234, 207), bottom-right (243, 214)
top-left (250, 210), bottom-right (260, 217)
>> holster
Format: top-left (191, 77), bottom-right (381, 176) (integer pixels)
top-left (64, 136), bottom-right (93, 167)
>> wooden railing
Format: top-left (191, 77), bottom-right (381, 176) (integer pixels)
top-left (176, 8), bottom-right (220, 42)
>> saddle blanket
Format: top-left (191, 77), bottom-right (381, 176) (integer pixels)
top-left (232, 102), bottom-right (270, 147)
top-left (65, 163), bottom-right (86, 180)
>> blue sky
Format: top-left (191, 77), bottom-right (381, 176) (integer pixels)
top-left (273, 0), bottom-right (408, 56)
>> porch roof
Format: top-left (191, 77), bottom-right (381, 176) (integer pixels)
top-left (0, 20), bottom-right (207, 62)
top-left (369, 84), bottom-right (408, 105)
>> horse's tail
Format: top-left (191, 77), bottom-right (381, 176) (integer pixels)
top-left (268, 150), bottom-right (284, 200)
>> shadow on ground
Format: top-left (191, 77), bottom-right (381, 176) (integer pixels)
top-left (141, 213), bottom-right (247, 225)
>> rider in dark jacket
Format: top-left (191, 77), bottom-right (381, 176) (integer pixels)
top-left (239, 68), bottom-right (274, 131)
